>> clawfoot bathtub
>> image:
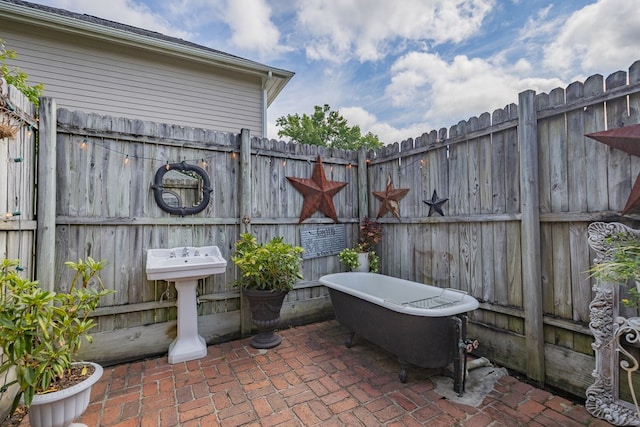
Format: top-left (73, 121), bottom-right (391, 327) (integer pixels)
top-left (319, 272), bottom-right (479, 395)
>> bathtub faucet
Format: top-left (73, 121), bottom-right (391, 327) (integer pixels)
top-left (182, 247), bottom-right (190, 257)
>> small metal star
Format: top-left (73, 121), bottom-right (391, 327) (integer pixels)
top-left (423, 190), bottom-right (448, 216)
top-left (373, 176), bottom-right (409, 219)
top-left (286, 155), bottom-right (348, 223)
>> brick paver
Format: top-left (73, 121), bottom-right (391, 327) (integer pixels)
top-left (18, 320), bottom-right (614, 426)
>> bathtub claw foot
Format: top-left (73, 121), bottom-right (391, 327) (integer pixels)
top-left (399, 360), bottom-right (409, 383)
top-left (399, 369), bottom-right (408, 383)
top-left (345, 331), bottom-right (355, 348)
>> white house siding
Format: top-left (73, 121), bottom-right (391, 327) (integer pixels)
top-left (1, 20), bottom-right (265, 136)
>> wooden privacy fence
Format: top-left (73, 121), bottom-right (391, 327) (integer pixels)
top-left (0, 79), bottom-right (38, 421)
top-left (368, 60), bottom-right (640, 396)
top-left (0, 78), bottom-right (37, 269)
top-left (39, 106), bottom-right (362, 365)
top-left (3, 60), bottom-right (640, 401)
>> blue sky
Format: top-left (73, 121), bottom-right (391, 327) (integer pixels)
top-left (27, 0), bottom-right (640, 144)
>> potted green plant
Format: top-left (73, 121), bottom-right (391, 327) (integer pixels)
top-left (231, 233), bottom-right (304, 349)
top-left (589, 233), bottom-right (640, 308)
top-left (338, 217), bottom-right (382, 273)
top-left (338, 245), bottom-right (379, 273)
top-left (0, 257), bottom-right (113, 427)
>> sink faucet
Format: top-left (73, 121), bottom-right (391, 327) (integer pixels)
top-left (182, 247), bottom-right (190, 257)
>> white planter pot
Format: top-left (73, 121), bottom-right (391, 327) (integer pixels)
top-left (28, 362), bottom-right (103, 427)
top-left (353, 252), bottom-right (370, 272)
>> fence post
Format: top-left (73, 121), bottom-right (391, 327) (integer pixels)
top-left (357, 147), bottom-right (368, 219)
top-left (239, 128), bottom-right (252, 336)
top-left (240, 128), bottom-right (251, 234)
top-left (518, 90), bottom-right (545, 385)
top-left (36, 97), bottom-right (56, 291)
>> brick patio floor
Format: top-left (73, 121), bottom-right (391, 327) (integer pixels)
top-left (19, 320), bottom-right (613, 426)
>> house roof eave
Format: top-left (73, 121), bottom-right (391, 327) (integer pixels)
top-left (0, 0), bottom-right (294, 105)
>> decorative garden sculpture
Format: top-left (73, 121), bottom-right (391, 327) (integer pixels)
top-left (587, 221), bottom-right (640, 425)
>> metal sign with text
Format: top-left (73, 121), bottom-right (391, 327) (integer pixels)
top-left (300, 224), bottom-right (346, 259)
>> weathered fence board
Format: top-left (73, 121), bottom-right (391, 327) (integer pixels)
top-left (0, 78), bottom-right (36, 265)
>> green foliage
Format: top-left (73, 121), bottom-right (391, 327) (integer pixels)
top-left (276, 104), bottom-right (383, 150)
top-left (337, 247), bottom-right (360, 270)
top-left (337, 246), bottom-right (379, 273)
top-left (368, 251), bottom-right (380, 273)
top-left (231, 233), bottom-right (304, 291)
top-left (0, 257), bottom-right (113, 413)
top-left (338, 218), bottom-right (382, 272)
top-left (623, 286), bottom-right (640, 309)
top-left (589, 234), bottom-right (640, 307)
top-left (0, 39), bottom-right (44, 105)
top-left (589, 236), bottom-right (640, 283)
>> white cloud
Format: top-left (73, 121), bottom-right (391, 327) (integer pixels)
top-left (222, 0), bottom-right (288, 59)
top-left (543, 0), bottom-right (640, 79)
top-left (297, 0), bottom-right (495, 62)
top-left (339, 106), bottom-right (424, 144)
top-left (383, 52), bottom-right (566, 134)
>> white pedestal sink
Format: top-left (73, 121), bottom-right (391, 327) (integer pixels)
top-left (146, 246), bottom-right (226, 364)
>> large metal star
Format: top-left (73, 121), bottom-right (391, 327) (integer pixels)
top-left (286, 155), bottom-right (348, 223)
top-left (586, 124), bottom-right (640, 215)
top-left (423, 189), bottom-right (448, 216)
top-left (373, 176), bottom-right (409, 219)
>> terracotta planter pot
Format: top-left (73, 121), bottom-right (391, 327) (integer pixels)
top-left (28, 361), bottom-right (103, 427)
top-left (243, 288), bottom-right (288, 349)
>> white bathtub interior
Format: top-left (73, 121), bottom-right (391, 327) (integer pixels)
top-left (319, 272), bottom-right (479, 317)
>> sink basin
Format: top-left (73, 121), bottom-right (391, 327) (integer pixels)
top-left (145, 245), bottom-right (227, 364)
top-left (146, 246), bottom-right (227, 281)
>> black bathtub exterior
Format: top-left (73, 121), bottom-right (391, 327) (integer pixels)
top-left (327, 287), bottom-right (470, 394)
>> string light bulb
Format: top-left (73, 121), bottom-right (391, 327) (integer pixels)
top-left (26, 126), bottom-right (33, 138)
top-left (80, 139), bottom-right (87, 150)
top-left (124, 155), bottom-right (130, 165)
top-left (200, 158), bottom-right (208, 168)
top-left (4, 211), bottom-right (21, 219)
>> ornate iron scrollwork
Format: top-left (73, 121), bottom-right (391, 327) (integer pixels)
top-left (586, 222), bottom-right (640, 425)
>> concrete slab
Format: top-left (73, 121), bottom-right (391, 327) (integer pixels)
top-left (434, 363), bottom-right (509, 407)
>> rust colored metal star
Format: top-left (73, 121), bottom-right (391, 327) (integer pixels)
top-left (586, 124), bottom-right (640, 215)
top-left (373, 175), bottom-right (410, 219)
top-left (286, 155), bottom-right (348, 223)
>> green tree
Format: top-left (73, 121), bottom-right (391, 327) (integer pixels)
top-left (276, 104), bottom-right (382, 150)
top-left (0, 39), bottom-right (44, 105)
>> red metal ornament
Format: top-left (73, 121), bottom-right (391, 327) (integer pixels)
top-left (373, 175), bottom-right (409, 219)
top-left (286, 155), bottom-right (348, 223)
top-left (586, 124), bottom-right (640, 215)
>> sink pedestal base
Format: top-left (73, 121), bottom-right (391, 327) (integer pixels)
top-left (168, 279), bottom-right (207, 364)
